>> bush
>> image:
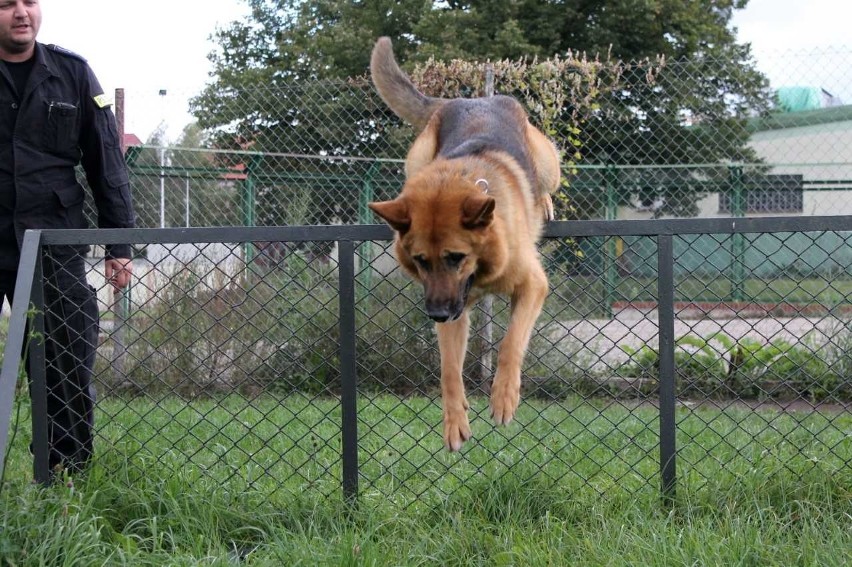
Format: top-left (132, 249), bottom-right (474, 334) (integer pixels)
top-left (616, 330), bottom-right (850, 402)
top-left (96, 257), bottom-right (444, 398)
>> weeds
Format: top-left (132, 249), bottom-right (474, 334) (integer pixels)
top-left (618, 327), bottom-right (852, 402)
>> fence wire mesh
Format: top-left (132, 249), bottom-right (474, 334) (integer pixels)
top-left (3, 47), bottom-right (852, 504)
top-left (109, 47), bottom-right (852, 229)
top-left (2, 221), bottom-right (849, 505)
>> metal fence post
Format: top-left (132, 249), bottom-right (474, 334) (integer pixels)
top-left (603, 164), bottom-right (618, 317)
top-left (0, 230), bottom-right (42, 484)
top-left (242, 156), bottom-right (257, 266)
top-left (184, 173), bottom-right (191, 227)
top-left (111, 284), bottom-right (129, 385)
top-left (358, 162), bottom-right (379, 226)
top-left (476, 63), bottom-right (497, 382)
top-left (357, 161), bottom-right (381, 296)
top-left (338, 239), bottom-right (359, 502)
top-left (729, 166), bottom-right (746, 302)
top-left (30, 248), bottom-right (50, 485)
top-left (657, 233), bottom-right (677, 503)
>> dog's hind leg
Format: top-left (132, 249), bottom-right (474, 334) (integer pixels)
top-left (436, 311), bottom-right (472, 451)
top-left (490, 264), bottom-right (549, 425)
top-left (527, 123), bottom-right (561, 221)
top-left (404, 119), bottom-right (440, 179)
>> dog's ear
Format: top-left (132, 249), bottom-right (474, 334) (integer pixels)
top-left (461, 194), bottom-right (496, 229)
top-left (369, 199), bottom-right (410, 233)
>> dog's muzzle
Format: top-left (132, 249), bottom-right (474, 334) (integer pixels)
top-left (425, 275), bottom-right (475, 323)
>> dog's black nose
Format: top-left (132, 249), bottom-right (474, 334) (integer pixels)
top-left (427, 308), bottom-right (450, 322)
top-left (426, 300), bottom-right (464, 323)
top-left (426, 301), bottom-right (452, 322)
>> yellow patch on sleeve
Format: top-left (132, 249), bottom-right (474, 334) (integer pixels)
top-left (93, 94), bottom-right (113, 108)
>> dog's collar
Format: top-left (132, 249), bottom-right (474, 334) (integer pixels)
top-left (475, 178), bottom-right (489, 194)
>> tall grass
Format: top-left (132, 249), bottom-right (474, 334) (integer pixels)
top-left (2, 394), bottom-right (851, 565)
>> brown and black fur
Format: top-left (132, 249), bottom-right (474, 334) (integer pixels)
top-left (368, 37), bottom-right (561, 451)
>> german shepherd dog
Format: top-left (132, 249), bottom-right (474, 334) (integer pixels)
top-left (368, 37), bottom-right (561, 451)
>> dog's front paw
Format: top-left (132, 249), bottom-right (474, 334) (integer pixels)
top-left (443, 406), bottom-right (471, 452)
top-left (490, 373), bottom-right (520, 425)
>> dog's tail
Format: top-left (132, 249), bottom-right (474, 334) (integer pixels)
top-left (370, 37), bottom-right (446, 131)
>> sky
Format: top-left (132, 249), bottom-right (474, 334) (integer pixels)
top-left (39, 0), bottom-right (251, 142)
top-left (730, 0), bottom-right (852, 104)
top-left (35, 0), bottom-right (852, 144)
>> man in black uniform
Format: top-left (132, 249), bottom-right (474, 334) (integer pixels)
top-left (0, 0), bottom-right (135, 473)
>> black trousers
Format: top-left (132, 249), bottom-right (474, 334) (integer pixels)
top-left (0, 254), bottom-right (99, 471)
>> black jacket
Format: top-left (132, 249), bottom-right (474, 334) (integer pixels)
top-left (0, 42), bottom-right (135, 270)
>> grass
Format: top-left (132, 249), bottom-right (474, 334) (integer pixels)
top-left (2, 393), bottom-right (851, 565)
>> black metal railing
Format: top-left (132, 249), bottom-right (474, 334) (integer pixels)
top-left (2, 216), bottom-right (851, 503)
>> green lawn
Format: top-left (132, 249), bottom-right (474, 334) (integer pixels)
top-left (2, 393), bottom-right (851, 565)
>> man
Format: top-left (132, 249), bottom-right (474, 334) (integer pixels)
top-left (0, 0), bottom-right (136, 473)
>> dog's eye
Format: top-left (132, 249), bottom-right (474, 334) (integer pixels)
top-left (412, 255), bottom-right (429, 270)
top-left (444, 252), bottom-right (466, 268)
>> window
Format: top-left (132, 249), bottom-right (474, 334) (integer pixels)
top-left (719, 174), bottom-right (803, 213)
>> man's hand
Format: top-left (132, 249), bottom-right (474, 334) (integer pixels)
top-left (105, 258), bottom-right (133, 290)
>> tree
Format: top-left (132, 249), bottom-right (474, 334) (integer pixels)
top-left (405, 0), bottom-right (774, 216)
top-left (195, 0), bottom-right (773, 218)
top-left (190, 0), bottom-right (425, 231)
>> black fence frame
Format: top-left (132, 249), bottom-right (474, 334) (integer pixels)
top-left (2, 215), bottom-right (852, 501)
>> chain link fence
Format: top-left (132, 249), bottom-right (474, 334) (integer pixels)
top-left (1, 218), bottom-right (851, 504)
top-left (97, 47), bottom-right (852, 311)
top-left (112, 47), bottom-right (852, 228)
top-left (2, 47), bottom-right (852, 503)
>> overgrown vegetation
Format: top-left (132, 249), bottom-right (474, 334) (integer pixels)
top-left (91, 260), bottom-right (852, 404)
top-left (617, 326), bottom-right (852, 402)
top-left (97, 257), bottom-right (440, 398)
top-left (1, 395), bottom-right (850, 565)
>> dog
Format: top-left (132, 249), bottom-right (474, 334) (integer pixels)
top-left (368, 37), bottom-right (561, 451)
